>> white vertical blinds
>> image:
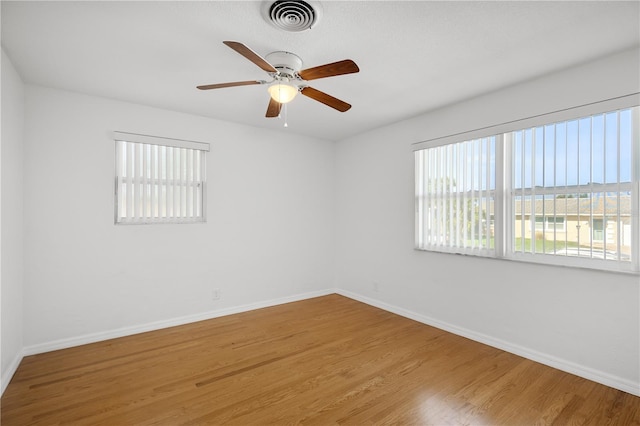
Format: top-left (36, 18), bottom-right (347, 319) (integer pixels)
top-left (415, 137), bottom-right (497, 256)
top-left (115, 133), bottom-right (208, 224)
top-left (508, 109), bottom-right (635, 267)
top-left (414, 99), bottom-right (639, 273)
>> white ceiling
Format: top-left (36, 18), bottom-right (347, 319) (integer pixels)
top-left (2, 1), bottom-right (639, 141)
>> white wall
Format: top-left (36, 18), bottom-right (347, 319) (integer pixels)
top-left (22, 86), bottom-right (335, 349)
top-left (1, 50), bottom-right (25, 392)
top-left (334, 48), bottom-right (640, 394)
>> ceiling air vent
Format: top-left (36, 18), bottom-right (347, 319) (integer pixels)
top-left (261, 0), bottom-right (323, 32)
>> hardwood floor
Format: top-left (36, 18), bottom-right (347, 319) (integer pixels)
top-left (2, 294), bottom-right (639, 425)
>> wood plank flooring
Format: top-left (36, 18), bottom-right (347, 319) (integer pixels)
top-left (2, 294), bottom-right (639, 425)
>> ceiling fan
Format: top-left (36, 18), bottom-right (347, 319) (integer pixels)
top-left (197, 41), bottom-right (359, 119)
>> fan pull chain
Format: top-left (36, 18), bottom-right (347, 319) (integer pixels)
top-left (283, 103), bottom-right (288, 128)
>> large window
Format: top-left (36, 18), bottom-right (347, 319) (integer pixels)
top-left (114, 132), bottom-right (209, 224)
top-left (415, 97), bottom-right (639, 273)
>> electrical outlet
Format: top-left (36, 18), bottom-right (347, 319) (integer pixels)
top-left (212, 288), bottom-right (221, 300)
top-left (373, 282), bottom-right (380, 292)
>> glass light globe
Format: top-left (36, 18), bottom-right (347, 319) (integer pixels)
top-left (268, 82), bottom-right (298, 104)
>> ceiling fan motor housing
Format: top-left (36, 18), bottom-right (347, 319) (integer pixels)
top-left (265, 51), bottom-right (303, 78)
top-left (261, 0), bottom-right (323, 32)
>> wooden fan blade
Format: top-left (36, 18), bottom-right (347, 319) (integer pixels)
top-left (300, 87), bottom-right (351, 112)
top-left (266, 98), bottom-right (282, 118)
top-left (223, 41), bottom-right (277, 73)
top-left (197, 80), bottom-right (264, 90)
top-left (298, 60), bottom-right (359, 81)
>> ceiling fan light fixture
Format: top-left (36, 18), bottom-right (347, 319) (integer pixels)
top-left (268, 82), bottom-right (298, 103)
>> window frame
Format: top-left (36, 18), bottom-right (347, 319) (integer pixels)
top-left (114, 132), bottom-right (210, 225)
top-left (414, 94), bottom-right (640, 274)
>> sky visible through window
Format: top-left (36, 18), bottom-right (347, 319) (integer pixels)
top-left (513, 109), bottom-right (632, 189)
top-left (429, 109), bottom-right (633, 194)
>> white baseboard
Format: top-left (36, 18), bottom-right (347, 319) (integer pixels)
top-left (22, 288), bottom-right (336, 357)
top-left (336, 289), bottom-right (640, 397)
top-left (1, 349), bottom-right (25, 396)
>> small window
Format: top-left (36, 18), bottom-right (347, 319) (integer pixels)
top-left (546, 216), bottom-right (566, 232)
top-left (592, 218), bottom-right (605, 242)
top-left (114, 132), bottom-right (209, 224)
